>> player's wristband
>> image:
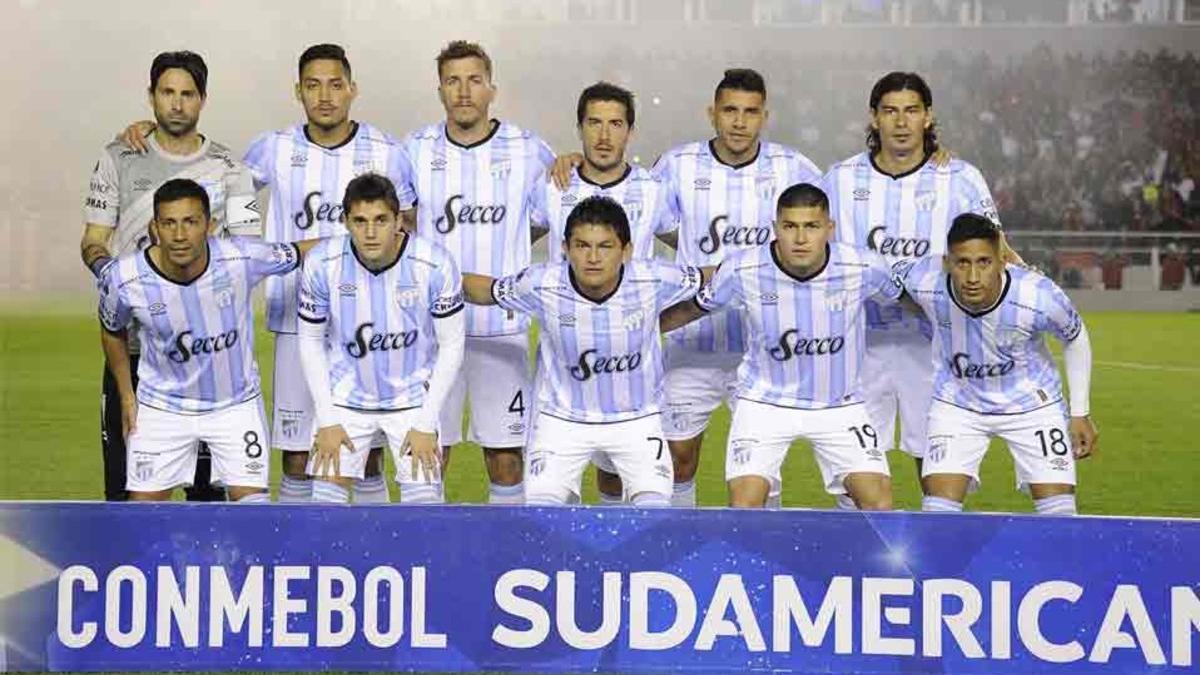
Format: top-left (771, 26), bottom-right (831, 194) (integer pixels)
top-left (89, 255), bottom-right (114, 279)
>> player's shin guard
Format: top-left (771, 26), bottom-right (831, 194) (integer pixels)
top-left (354, 475), bottom-right (390, 504)
top-left (311, 480), bottom-right (350, 504)
top-left (489, 482), bottom-right (524, 505)
top-left (279, 475), bottom-right (312, 503)
top-left (1034, 494), bottom-right (1077, 516)
top-left (399, 482), bottom-right (444, 504)
top-left (670, 479), bottom-right (696, 507)
top-left (235, 492), bottom-right (270, 504)
top-left (836, 494), bottom-right (858, 511)
top-left (921, 495), bottom-right (964, 512)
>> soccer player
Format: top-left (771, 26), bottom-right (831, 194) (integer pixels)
top-left (530, 81), bottom-right (674, 503)
top-left (460, 195), bottom-right (703, 506)
top-left (298, 174), bottom-right (465, 504)
top-left (660, 184), bottom-right (896, 509)
top-left (652, 68), bottom-right (821, 507)
top-left (822, 72), bottom-right (1015, 505)
top-left (401, 41), bottom-right (554, 504)
top-left (895, 214), bottom-right (1097, 515)
top-left (83, 51), bottom-right (260, 502)
top-left (124, 44), bottom-right (416, 503)
top-left (98, 179), bottom-right (305, 502)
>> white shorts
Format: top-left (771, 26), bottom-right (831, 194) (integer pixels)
top-left (439, 333), bottom-right (530, 448)
top-left (662, 345), bottom-right (741, 441)
top-left (304, 406), bottom-right (443, 503)
top-left (525, 413), bottom-right (673, 504)
top-left (726, 398), bottom-right (890, 496)
top-left (273, 332), bottom-right (385, 453)
top-left (126, 397), bottom-right (270, 492)
top-left (862, 329), bottom-right (934, 458)
top-left (925, 400), bottom-right (1077, 494)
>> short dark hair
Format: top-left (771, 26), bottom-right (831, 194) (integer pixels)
top-left (564, 195), bottom-right (631, 247)
top-left (342, 173), bottom-right (401, 216)
top-left (576, 81), bottom-right (635, 127)
top-left (867, 71), bottom-right (939, 155)
top-left (776, 183), bottom-right (829, 215)
top-left (149, 51), bottom-right (208, 98)
top-left (299, 43), bottom-right (352, 80)
top-left (947, 213), bottom-right (1000, 248)
top-left (714, 68), bottom-right (766, 101)
top-left (153, 178), bottom-right (211, 220)
top-left (436, 40), bottom-right (492, 79)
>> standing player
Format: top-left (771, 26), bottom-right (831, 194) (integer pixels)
top-left (298, 174), bottom-right (465, 504)
top-left (461, 196), bottom-right (703, 506)
top-left (661, 184), bottom-right (895, 509)
top-left (98, 179), bottom-right (305, 502)
top-left (896, 214), bottom-right (1097, 515)
top-left (531, 81), bottom-right (673, 503)
top-left (125, 44), bottom-right (417, 502)
top-left (653, 69), bottom-right (821, 507)
top-left (823, 72), bottom-right (1013, 504)
top-left (402, 41), bottom-right (554, 504)
top-left (83, 51), bottom-right (260, 502)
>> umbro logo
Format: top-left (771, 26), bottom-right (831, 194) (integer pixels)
top-left (431, 158), bottom-right (447, 170)
top-left (290, 153), bottom-right (308, 167)
top-left (133, 178), bottom-right (154, 191)
top-left (558, 313), bottom-right (576, 326)
top-left (853, 188), bottom-right (871, 200)
top-left (561, 194), bottom-right (577, 205)
top-left (759, 292), bottom-right (778, 305)
top-left (693, 178), bottom-right (711, 190)
top-left (149, 302), bottom-right (168, 315)
top-left (338, 283), bottom-right (357, 296)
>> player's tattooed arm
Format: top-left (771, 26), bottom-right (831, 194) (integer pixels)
top-left (80, 224), bottom-right (116, 277)
top-left (462, 273), bottom-right (499, 306)
top-left (550, 152), bottom-right (584, 190)
top-left (659, 297), bottom-right (705, 334)
top-left (99, 328), bottom-right (137, 439)
top-left (118, 120), bottom-right (157, 154)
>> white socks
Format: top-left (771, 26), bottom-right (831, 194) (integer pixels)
top-left (670, 479), bottom-right (696, 507)
top-left (279, 475), bottom-right (312, 503)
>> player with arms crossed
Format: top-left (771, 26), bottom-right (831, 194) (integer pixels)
top-left (402, 41), bottom-right (554, 504)
top-left (298, 174), bottom-right (465, 504)
top-left (99, 179), bottom-right (307, 502)
top-left (895, 214), bottom-right (1097, 515)
top-left (121, 44), bottom-right (414, 503)
top-left (532, 81), bottom-right (674, 503)
top-left (661, 184), bottom-right (895, 509)
top-left (653, 69), bottom-right (821, 507)
top-left (461, 196), bottom-right (703, 506)
top-left (84, 51), bottom-right (260, 502)
top-left (823, 71), bottom-right (1019, 505)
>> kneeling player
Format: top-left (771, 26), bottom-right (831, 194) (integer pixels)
top-left (895, 214), bottom-right (1098, 514)
top-left (99, 179), bottom-right (305, 502)
top-left (298, 174), bottom-right (465, 504)
top-left (462, 195), bottom-right (703, 506)
top-left (662, 183), bottom-right (896, 509)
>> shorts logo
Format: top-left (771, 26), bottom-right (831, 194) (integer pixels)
top-left (655, 465), bottom-right (672, 480)
top-left (866, 448), bottom-right (884, 460)
top-left (508, 422), bottom-right (525, 433)
top-left (731, 439), bottom-right (754, 466)
top-left (528, 452), bottom-right (547, 477)
top-left (133, 457), bottom-right (155, 482)
top-left (339, 283), bottom-right (357, 296)
top-left (246, 461), bottom-right (264, 473)
top-left (281, 418), bottom-right (299, 439)
top-left (1050, 457), bottom-right (1069, 471)
top-left (928, 435), bottom-right (951, 463)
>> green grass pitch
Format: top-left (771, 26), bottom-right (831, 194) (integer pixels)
top-left (1, 306), bottom-right (1197, 517)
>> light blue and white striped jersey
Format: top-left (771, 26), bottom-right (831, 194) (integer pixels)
top-left (823, 152), bottom-right (999, 334)
top-left (402, 120), bottom-right (555, 337)
top-left (654, 140), bottom-right (821, 353)
top-left (696, 242), bottom-right (903, 410)
top-left (242, 121), bottom-right (416, 334)
top-left (896, 258), bottom-right (1083, 415)
top-left (297, 234), bottom-right (463, 412)
top-left (492, 259), bottom-right (703, 424)
top-left (531, 164), bottom-right (671, 261)
top-left (99, 238), bottom-right (300, 414)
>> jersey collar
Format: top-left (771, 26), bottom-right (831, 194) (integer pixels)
top-left (577, 163), bottom-right (632, 189)
top-left (708, 138), bottom-right (760, 170)
top-left (445, 119), bottom-right (500, 150)
top-left (869, 151), bottom-right (931, 180)
top-left (303, 121), bottom-right (360, 151)
top-left (143, 241), bottom-right (211, 286)
top-left (947, 269), bottom-right (1011, 318)
top-left (350, 232), bottom-right (409, 276)
top-left (568, 264), bottom-right (625, 305)
top-left (771, 242), bottom-right (830, 283)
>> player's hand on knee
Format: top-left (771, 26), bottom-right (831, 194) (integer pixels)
top-left (120, 397), bottom-right (138, 440)
top-left (403, 429), bottom-right (440, 484)
top-left (549, 152), bottom-right (583, 190)
top-left (313, 425), bottom-right (352, 477)
top-left (1069, 416), bottom-right (1098, 459)
top-left (117, 120), bottom-right (156, 154)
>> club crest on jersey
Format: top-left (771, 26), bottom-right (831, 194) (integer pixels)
top-left (394, 286), bottom-right (420, 307)
top-left (994, 325), bottom-right (1032, 354)
top-left (755, 174), bottom-right (775, 200)
top-left (915, 191), bottom-right (938, 211)
top-left (490, 160), bottom-right (511, 177)
top-left (823, 290), bottom-right (848, 311)
top-left (215, 286), bottom-right (234, 308)
top-left (622, 309), bottom-right (646, 330)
